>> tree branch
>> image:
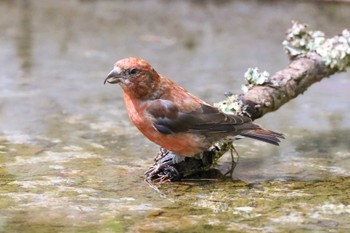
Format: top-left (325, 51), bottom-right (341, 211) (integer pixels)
top-left (145, 21), bottom-right (350, 182)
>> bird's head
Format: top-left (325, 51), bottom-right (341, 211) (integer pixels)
top-left (104, 57), bottom-right (160, 99)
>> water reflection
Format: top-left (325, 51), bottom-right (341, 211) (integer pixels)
top-left (16, 0), bottom-right (32, 75)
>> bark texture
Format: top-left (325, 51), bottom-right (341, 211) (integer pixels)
top-left (242, 53), bottom-right (337, 120)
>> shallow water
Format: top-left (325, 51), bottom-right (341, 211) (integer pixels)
top-left (1, 0), bottom-right (350, 232)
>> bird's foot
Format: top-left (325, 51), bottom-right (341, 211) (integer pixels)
top-left (144, 148), bottom-right (182, 182)
top-left (152, 165), bottom-right (181, 183)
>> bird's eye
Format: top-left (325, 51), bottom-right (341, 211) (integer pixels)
top-left (129, 69), bottom-right (138, 75)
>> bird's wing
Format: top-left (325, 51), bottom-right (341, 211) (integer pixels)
top-left (146, 99), bottom-right (255, 135)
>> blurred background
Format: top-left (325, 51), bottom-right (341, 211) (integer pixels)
top-left (1, 0), bottom-right (350, 232)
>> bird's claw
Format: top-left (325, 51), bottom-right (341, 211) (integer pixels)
top-left (152, 165), bottom-right (180, 183)
top-left (144, 148), bottom-right (182, 182)
top-left (144, 162), bottom-right (181, 183)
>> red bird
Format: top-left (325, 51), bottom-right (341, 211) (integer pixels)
top-left (104, 58), bottom-right (283, 157)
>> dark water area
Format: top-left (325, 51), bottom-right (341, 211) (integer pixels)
top-left (1, 0), bottom-right (350, 232)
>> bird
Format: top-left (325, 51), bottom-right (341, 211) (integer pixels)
top-left (104, 57), bottom-right (283, 158)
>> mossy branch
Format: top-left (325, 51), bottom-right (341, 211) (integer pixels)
top-left (146, 21), bottom-right (350, 182)
top-left (216, 21), bottom-right (350, 119)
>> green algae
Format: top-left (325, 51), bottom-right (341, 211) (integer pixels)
top-left (134, 177), bottom-right (350, 232)
top-left (1, 133), bottom-right (350, 232)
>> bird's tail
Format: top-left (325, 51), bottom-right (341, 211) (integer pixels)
top-left (240, 128), bottom-right (284, 146)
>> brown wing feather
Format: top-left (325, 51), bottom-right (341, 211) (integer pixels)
top-left (147, 99), bottom-right (284, 145)
top-left (147, 100), bottom-right (252, 133)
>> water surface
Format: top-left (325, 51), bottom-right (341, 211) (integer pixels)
top-left (1, 0), bottom-right (350, 232)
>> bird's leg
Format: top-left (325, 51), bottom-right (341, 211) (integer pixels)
top-left (154, 147), bottom-right (168, 162)
top-left (223, 144), bottom-right (240, 177)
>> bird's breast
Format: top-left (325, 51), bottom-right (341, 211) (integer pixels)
top-left (123, 93), bottom-right (208, 156)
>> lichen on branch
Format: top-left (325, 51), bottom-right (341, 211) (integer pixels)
top-left (217, 21), bottom-right (350, 120)
top-left (214, 68), bottom-right (273, 117)
top-left (283, 21), bottom-right (350, 71)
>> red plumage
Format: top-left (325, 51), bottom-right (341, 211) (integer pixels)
top-left (105, 57), bottom-right (283, 157)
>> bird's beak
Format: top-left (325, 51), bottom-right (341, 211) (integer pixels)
top-left (104, 68), bottom-right (121, 84)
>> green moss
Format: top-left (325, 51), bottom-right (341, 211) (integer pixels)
top-left (104, 218), bottom-right (125, 233)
